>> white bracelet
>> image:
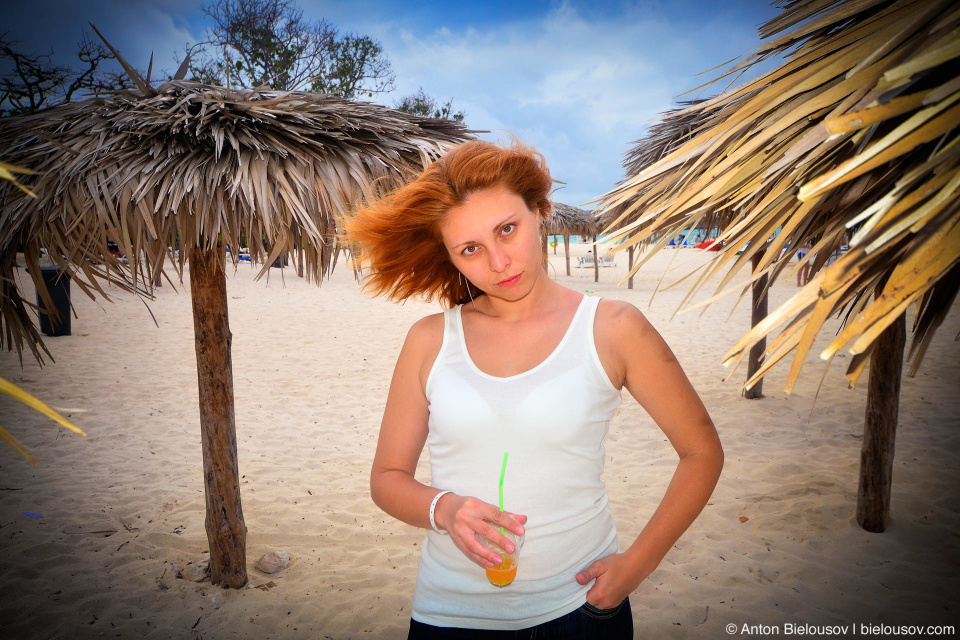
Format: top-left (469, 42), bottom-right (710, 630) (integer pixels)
top-left (429, 491), bottom-right (453, 535)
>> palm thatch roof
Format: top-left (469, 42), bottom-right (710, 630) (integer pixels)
top-left (547, 202), bottom-right (600, 238)
top-left (0, 78), bottom-right (471, 364)
top-left (599, 99), bottom-right (727, 238)
top-left (0, 33), bottom-right (474, 587)
top-left (596, 0), bottom-right (959, 392)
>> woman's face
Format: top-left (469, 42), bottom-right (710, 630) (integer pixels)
top-left (439, 186), bottom-right (544, 300)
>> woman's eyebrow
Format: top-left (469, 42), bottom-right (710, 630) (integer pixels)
top-left (448, 213), bottom-right (520, 250)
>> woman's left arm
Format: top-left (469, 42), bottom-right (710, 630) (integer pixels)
top-left (577, 300), bottom-right (724, 608)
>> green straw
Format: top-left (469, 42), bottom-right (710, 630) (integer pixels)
top-left (498, 451), bottom-right (509, 534)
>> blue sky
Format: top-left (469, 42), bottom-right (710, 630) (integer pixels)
top-left (4, 0), bottom-right (780, 207)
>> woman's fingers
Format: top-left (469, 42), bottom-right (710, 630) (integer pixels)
top-left (489, 506), bottom-right (526, 536)
top-left (442, 495), bottom-right (526, 567)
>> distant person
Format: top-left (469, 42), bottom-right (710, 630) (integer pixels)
top-left (346, 139), bottom-right (723, 638)
top-left (796, 241), bottom-right (813, 286)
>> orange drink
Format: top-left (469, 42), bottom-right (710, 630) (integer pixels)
top-left (479, 529), bottom-right (523, 587)
top-left (485, 557), bottom-right (518, 587)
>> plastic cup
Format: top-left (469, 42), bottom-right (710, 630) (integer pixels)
top-left (479, 529), bottom-right (523, 587)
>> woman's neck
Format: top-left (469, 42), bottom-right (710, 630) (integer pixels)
top-left (468, 274), bottom-right (570, 323)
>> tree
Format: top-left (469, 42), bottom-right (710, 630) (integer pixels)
top-left (189, 0), bottom-right (394, 96)
top-left (394, 87), bottom-right (466, 123)
top-left (0, 32), bottom-right (130, 116)
top-left (311, 34), bottom-right (393, 99)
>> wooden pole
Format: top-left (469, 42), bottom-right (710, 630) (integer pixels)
top-left (744, 250), bottom-right (767, 399)
top-left (189, 247), bottom-right (248, 588)
top-left (593, 236), bottom-right (599, 283)
top-left (564, 235), bottom-right (571, 276)
top-left (627, 245), bottom-right (635, 290)
top-left (856, 310), bottom-right (906, 533)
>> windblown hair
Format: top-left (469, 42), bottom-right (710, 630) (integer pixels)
top-left (344, 139), bottom-right (554, 307)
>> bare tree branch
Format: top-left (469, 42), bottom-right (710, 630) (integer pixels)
top-left (199, 0), bottom-right (336, 89)
top-left (1, 31), bottom-right (132, 115)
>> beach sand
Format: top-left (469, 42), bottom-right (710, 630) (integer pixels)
top-left (1, 245), bottom-right (957, 639)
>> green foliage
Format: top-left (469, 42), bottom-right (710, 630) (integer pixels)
top-left (311, 34), bottom-right (392, 99)
top-left (189, 0), bottom-right (394, 96)
top-left (394, 87), bottom-right (466, 123)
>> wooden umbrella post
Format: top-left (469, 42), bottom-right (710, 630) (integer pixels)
top-left (593, 236), bottom-right (599, 283)
top-left (856, 309), bottom-right (906, 533)
top-left (189, 247), bottom-right (248, 588)
top-left (744, 250), bottom-right (767, 399)
top-left (628, 245), bottom-right (635, 290)
top-left (564, 235), bottom-right (571, 276)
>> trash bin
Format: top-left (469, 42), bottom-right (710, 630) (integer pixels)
top-left (37, 266), bottom-right (71, 336)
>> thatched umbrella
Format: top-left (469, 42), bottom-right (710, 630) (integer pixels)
top-left (602, 99), bottom-right (772, 395)
top-left (0, 37), bottom-right (471, 587)
top-left (545, 202), bottom-right (600, 276)
top-left (596, 0), bottom-right (959, 532)
top-left (599, 100), bottom-right (725, 292)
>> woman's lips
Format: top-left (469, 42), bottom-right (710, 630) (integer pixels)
top-left (497, 273), bottom-right (522, 287)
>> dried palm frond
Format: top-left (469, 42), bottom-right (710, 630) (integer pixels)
top-left (0, 161), bottom-right (38, 198)
top-left (0, 160), bottom-right (84, 463)
top-left (0, 79), bottom-right (472, 364)
top-left (598, 98), bottom-right (736, 249)
top-left (0, 376), bottom-right (84, 464)
top-left (547, 202), bottom-right (600, 238)
top-left (595, 0), bottom-right (960, 391)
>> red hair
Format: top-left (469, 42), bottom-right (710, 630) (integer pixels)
top-left (344, 139), bottom-right (554, 306)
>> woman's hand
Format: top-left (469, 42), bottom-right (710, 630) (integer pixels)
top-left (576, 552), bottom-right (649, 609)
top-left (434, 493), bottom-right (526, 567)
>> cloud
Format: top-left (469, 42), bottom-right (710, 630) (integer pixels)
top-left (362, 1), bottom-right (765, 205)
top-left (6, 0), bottom-right (775, 207)
top-left (4, 0), bottom-right (205, 78)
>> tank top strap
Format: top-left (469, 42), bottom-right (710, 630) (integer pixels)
top-left (425, 306), bottom-right (464, 397)
top-left (446, 305), bottom-right (464, 344)
top-left (572, 296), bottom-right (619, 394)
top-left (559, 295), bottom-right (595, 350)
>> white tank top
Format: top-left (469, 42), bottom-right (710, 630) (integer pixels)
top-left (412, 294), bottom-right (622, 629)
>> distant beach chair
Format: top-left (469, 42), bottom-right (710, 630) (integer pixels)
top-left (578, 252), bottom-right (596, 267)
top-left (600, 252), bottom-right (617, 267)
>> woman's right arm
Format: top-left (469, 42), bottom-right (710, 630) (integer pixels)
top-left (370, 315), bottom-right (525, 567)
top-left (369, 315), bottom-right (440, 529)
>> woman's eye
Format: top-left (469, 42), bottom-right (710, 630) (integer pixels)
top-left (501, 223), bottom-right (515, 236)
top-left (462, 245), bottom-right (479, 256)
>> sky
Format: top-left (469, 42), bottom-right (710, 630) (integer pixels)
top-left (3, 0), bottom-right (781, 207)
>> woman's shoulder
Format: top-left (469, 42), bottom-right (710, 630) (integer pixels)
top-left (404, 311), bottom-right (448, 363)
top-left (405, 311), bottom-right (446, 346)
top-left (394, 312), bottom-right (448, 389)
top-left (595, 297), bottom-right (645, 321)
top-left (594, 298), bottom-right (657, 342)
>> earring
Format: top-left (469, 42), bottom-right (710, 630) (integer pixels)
top-left (458, 271), bottom-right (477, 311)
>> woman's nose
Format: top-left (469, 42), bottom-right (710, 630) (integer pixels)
top-left (488, 246), bottom-right (509, 272)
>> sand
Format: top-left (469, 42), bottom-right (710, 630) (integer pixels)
top-left (1, 245), bottom-right (957, 639)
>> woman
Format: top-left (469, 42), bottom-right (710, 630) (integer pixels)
top-left (346, 140), bottom-right (722, 638)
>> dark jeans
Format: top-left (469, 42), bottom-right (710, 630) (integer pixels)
top-left (408, 598), bottom-right (633, 639)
